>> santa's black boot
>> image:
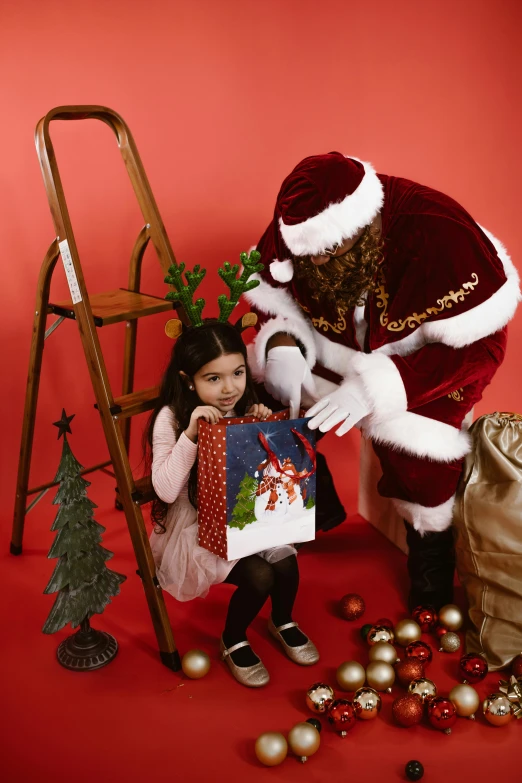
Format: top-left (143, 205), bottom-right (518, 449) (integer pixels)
top-left (315, 452), bottom-right (346, 532)
top-left (404, 522), bottom-right (455, 612)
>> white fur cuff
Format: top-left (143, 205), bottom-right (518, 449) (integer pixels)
top-left (394, 495), bottom-right (456, 535)
top-left (250, 314), bottom-right (317, 376)
top-left (350, 351), bottom-right (408, 415)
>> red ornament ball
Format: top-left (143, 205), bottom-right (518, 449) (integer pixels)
top-left (512, 654), bottom-right (522, 678)
top-left (427, 696), bottom-right (457, 733)
top-left (392, 694), bottom-right (424, 727)
top-left (340, 594), bottom-right (366, 622)
top-left (434, 625), bottom-right (448, 640)
top-left (405, 641), bottom-right (433, 666)
top-left (375, 617), bottom-right (394, 629)
top-left (395, 659), bottom-right (426, 688)
top-left (327, 699), bottom-right (357, 735)
top-left (459, 653), bottom-right (488, 684)
top-left (412, 605), bottom-right (438, 633)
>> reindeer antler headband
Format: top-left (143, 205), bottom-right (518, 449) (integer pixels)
top-left (164, 250), bottom-right (263, 339)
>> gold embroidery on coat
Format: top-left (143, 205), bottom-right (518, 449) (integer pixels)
top-left (375, 271), bottom-right (479, 332)
top-left (298, 302), bottom-right (347, 334)
top-left (448, 388), bottom-right (464, 402)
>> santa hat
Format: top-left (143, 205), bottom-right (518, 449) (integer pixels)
top-left (269, 152), bottom-right (384, 283)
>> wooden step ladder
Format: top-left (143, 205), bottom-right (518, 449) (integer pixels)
top-left (10, 105), bottom-right (188, 671)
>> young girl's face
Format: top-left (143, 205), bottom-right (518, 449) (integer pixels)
top-left (191, 352), bottom-right (247, 414)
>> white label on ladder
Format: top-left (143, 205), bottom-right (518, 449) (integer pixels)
top-left (59, 239), bottom-right (82, 304)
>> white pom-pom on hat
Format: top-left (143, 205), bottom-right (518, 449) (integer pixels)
top-left (269, 258), bottom-right (294, 282)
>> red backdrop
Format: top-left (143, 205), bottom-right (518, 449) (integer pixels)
top-left (1, 0), bottom-right (521, 523)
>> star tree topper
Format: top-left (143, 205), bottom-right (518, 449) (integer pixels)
top-left (53, 409), bottom-right (75, 439)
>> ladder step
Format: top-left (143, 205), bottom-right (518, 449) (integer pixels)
top-left (117, 475), bottom-right (156, 505)
top-left (96, 386), bottom-right (159, 418)
top-left (48, 288), bottom-right (174, 326)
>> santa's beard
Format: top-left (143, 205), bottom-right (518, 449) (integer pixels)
top-left (294, 225), bottom-right (383, 309)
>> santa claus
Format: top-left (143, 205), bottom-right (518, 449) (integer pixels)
top-left (246, 152), bottom-right (520, 610)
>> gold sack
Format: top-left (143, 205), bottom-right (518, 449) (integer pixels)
top-left (454, 412), bottom-right (522, 670)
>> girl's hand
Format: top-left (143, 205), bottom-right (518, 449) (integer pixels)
top-left (247, 403), bottom-right (272, 421)
top-left (185, 406), bottom-right (223, 442)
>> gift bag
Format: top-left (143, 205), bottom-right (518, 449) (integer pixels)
top-left (454, 412), bottom-right (522, 670)
top-left (197, 410), bottom-right (317, 560)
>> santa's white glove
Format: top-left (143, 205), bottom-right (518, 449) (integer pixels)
top-left (265, 346), bottom-right (319, 420)
top-left (305, 378), bottom-right (370, 436)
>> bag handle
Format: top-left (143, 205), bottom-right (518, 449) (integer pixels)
top-left (258, 429), bottom-right (316, 480)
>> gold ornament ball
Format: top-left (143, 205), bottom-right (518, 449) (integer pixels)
top-left (439, 631), bottom-right (461, 653)
top-left (254, 732), bottom-right (288, 766)
top-left (369, 641), bottom-right (399, 665)
top-left (449, 684), bottom-right (480, 719)
top-left (336, 660), bottom-right (366, 692)
top-left (181, 649), bottom-right (211, 679)
top-left (287, 722), bottom-right (321, 762)
top-left (366, 660), bottom-right (395, 692)
top-left (353, 687), bottom-right (382, 720)
top-left (394, 619), bottom-right (422, 647)
top-left (482, 693), bottom-right (513, 727)
top-left (367, 625), bottom-right (395, 646)
top-left (438, 604), bottom-right (464, 631)
top-left (306, 682), bottom-right (335, 713)
top-left (408, 677), bottom-right (437, 703)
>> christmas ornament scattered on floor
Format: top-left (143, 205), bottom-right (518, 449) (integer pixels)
top-left (353, 687), bottom-right (381, 720)
top-left (255, 732), bottom-right (288, 766)
top-left (498, 676), bottom-right (522, 719)
top-left (427, 696), bottom-right (457, 734)
top-left (181, 649), bottom-right (210, 679)
top-left (336, 660), bottom-right (366, 692)
top-left (408, 677), bottom-right (437, 703)
top-left (395, 659), bottom-right (425, 688)
top-left (42, 410), bottom-right (126, 671)
top-left (360, 623), bottom-right (373, 641)
top-left (482, 693), bottom-right (513, 726)
top-left (367, 625), bottom-right (394, 646)
top-left (305, 718), bottom-right (322, 733)
top-left (434, 625), bottom-right (448, 641)
top-left (439, 631), bottom-right (461, 653)
top-left (306, 682), bottom-right (334, 713)
top-left (339, 593), bottom-right (365, 621)
top-left (405, 640), bottom-right (433, 665)
top-left (392, 694), bottom-right (424, 727)
top-left (412, 605), bottom-right (438, 633)
top-left (459, 653), bottom-right (488, 683)
top-left (366, 660), bottom-right (395, 692)
top-left (511, 654), bottom-right (522, 679)
top-left (368, 641), bottom-right (398, 665)
top-left (287, 722), bottom-right (321, 761)
top-left (405, 760), bottom-right (424, 781)
top-left (438, 604), bottom-right (463, 631)
top-left (449, 684), bottom-right (480, 719)
top-left (327, 699), bottom-right (356, 737)
top-left (394, 619), bottom-right (422, 647)
top-left (375, 617), bottom-right (394, 629)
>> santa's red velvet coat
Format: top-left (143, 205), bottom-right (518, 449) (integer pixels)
top-left (246, 173), bottom-right (520, 533)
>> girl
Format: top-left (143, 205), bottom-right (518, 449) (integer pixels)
top-left (145, 319), bottom-right (319, 688)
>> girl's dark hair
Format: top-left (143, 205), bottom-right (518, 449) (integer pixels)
top-left (144, 319), bottom-right (257, 531)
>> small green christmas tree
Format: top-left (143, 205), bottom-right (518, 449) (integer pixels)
top-left (43, 410), bottom-right (126, 670)
top-left (229, 473), bottom-right (259, 530)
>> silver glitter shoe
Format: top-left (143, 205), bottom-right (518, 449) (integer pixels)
top-left (268, 616), bottom-right (320, 665)
top-left (220, 638), bottom-right (270, 688)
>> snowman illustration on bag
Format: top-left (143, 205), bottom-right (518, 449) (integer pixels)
top-left (253, 431), bottom-right (314, 523)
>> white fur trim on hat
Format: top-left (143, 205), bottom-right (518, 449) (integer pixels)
top-left (269, 258), bottom-right (294, 282)
top-left (279, 159), bottom-right (384, 257)
top-left (395, 495), bottom-right (456, 535)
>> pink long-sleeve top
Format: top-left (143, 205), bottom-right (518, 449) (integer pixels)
top-left (151, 406), bottom-right (198, 504)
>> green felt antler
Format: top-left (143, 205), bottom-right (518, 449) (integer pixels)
top-left (217, 250), bottom-right (263, 322)
top-left (164, 261), bottom-right (207, 327)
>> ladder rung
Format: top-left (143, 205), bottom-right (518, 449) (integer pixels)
top-left (48, 288), bottom-right (174, 326)
top-left (117, 475), bottom-right (156, 505)
top-left (96, 386), bottom-right (159, 418)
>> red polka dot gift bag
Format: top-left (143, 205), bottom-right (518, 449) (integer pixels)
top-left (197, 410), bottom-right (317, 560)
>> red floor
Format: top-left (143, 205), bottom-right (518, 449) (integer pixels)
top-left (2, 472), bottom-right (517, 783)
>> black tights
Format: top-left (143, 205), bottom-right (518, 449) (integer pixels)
top-left (223, 554), bottom-right (307, 666)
